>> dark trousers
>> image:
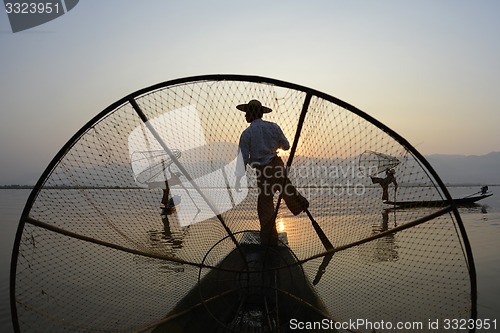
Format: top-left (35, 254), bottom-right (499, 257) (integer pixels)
top-left (256, 156), bottom-right (309, 246)
top-left (371, 176), bottom-right (392, 201)
top-left (161, 181), bottom-right (171, 207)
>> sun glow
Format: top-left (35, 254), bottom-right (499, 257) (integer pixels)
top-left (277, 219), bottom-right (285, 232)
top-left (277, 149), bottom-right (290, 158)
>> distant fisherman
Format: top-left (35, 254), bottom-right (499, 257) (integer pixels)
top-left (371, 169), bottom-right (398, 202)
top-left (481, 185), bottom-right (489, 195)
top-left (235, 100), bottom-right (309, 246)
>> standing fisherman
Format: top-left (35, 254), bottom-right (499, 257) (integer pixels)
top-left (235, 100), bottom-right (309, 246)
top-left (371, 169), bottom-right (398, 202)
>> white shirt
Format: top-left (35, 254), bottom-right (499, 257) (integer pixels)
top-left (236, 119), bottom-right (290, 177)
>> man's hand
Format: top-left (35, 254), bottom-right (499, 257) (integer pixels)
top-left (235, 176), bottom-right (242, 192)
top-left (168, 172), bottom-right (182, 186)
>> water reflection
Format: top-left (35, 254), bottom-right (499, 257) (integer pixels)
top-left (147, 210), bottom-right (188, 253)
top-left (454, 203), bottom-right (490, 216)
top-left (458, 203), bottom-right (490, 220)
top-left (359, 209), bottom-right (399, 263)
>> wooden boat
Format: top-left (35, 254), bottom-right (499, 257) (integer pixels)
top-left (385, 193), bottom-right (493, 208)
top-left (151, 231), bottom-right (336, 332)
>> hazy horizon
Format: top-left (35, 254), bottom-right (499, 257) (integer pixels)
top-left (2, 150), bottom-right (499, 186)
top-left (1, 1), bottom-right (499, 185)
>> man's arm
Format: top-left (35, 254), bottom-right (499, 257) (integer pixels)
top-left (235, 133), bottom-right (249, 191)
top-left (236, 133), bottom-right (249, 177)
top-left (274, 123), bottom-right (290, 150)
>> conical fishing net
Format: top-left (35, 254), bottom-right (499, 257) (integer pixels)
top-left (358, 150), bottom-right (401, 177)
top-left (11, 75), bottom-right (476, 332)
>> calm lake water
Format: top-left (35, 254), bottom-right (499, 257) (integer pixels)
top-left (1, 187), bottom-right (499, 332)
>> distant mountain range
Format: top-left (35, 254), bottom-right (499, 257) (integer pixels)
top-left (426, 151), bottom-right (500, 185)
top-left (1, 152), bottom-right (499, 187)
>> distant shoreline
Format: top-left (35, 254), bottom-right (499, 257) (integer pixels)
top-left (0, 185), bottom-right (140, 189)
top-left (0, 185), bottom-right (35, 189)
top-left (1, 184), bottom-right (499, 189)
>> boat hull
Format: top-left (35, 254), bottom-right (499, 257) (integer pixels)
top-left (385, 193), bottom-right (493, 209)
top-left (152, 237), bottom-right (336, 332)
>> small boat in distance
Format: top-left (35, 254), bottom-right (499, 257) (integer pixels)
top-left (385, 186), bottom-right (493, 208)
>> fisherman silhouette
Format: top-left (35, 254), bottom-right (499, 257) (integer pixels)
top-left (158, 172), bottom-right (182, 216)
top-left (481, 185), bottom-right (489, 195)
top-left (371, 169), bottom-right (398, 202)
top-left (235, 99), bottom-right (309, 246)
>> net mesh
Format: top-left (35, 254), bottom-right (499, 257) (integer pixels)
top-left (12, 76), bottom-right (474, 332)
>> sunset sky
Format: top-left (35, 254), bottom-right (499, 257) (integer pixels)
top-left (1, 0), bottom-right (499, 184)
